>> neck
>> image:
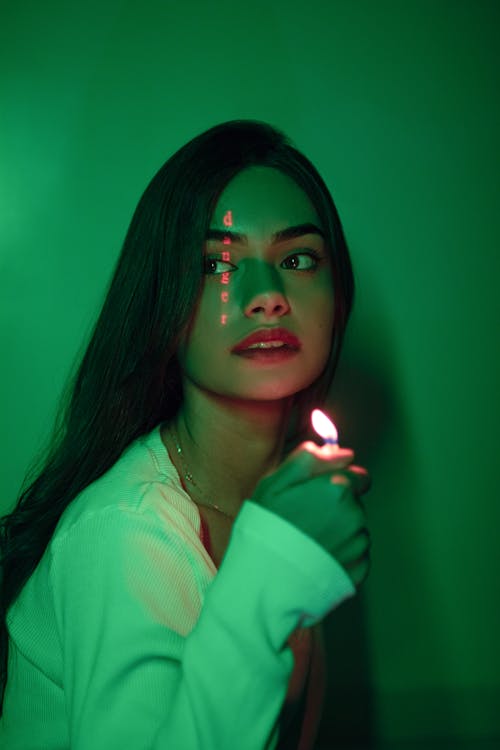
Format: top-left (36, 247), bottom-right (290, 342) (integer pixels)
top-left (169, 385), bottom-right (294, 517)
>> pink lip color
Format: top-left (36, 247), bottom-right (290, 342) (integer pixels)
top-left (232, 327), bottom-right (301, 353)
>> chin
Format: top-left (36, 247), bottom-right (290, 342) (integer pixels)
top-left (231, 375), bottom-right (318, 402)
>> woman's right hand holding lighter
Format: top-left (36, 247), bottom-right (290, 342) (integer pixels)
top-left (250, 441), bottom-right (371, 589)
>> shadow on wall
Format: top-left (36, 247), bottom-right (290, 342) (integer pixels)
top-left (318, 595), bottom-right (376, 749)
top-left (315, 322), bottom-right (405, 749)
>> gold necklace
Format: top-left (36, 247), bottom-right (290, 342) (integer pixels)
top-left (168, 423), bottom-right (236, 521)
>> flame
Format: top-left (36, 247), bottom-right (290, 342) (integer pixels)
top-left (311, 409), bottom-right (338, 443)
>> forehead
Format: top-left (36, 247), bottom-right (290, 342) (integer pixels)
top-left (210, 166), bottom-right (322, 239)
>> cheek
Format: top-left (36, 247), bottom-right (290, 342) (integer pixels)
top-left (299, 285), bottom-right (335, 333)
top-left (320, 303), bottom-right (335, 343)
top-left (179, 294), bottom-right (226, 370)
top-left (304, 293), bottom-right (335, 363)
top-left (197, 285), bottom-right (226, 325)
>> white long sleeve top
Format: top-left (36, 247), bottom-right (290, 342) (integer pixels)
top-left (0, 422), bottom-right (355, 749)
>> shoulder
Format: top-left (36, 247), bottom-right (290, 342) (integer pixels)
top-left (52, 426), bottom-right (200, 546)
top-left (45, 491), bottom-right (212, 637)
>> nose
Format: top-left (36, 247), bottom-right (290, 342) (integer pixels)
top-left (244, 289), bottom-right (291, 318)
top-left (238, 259), bottom-right (291, 319)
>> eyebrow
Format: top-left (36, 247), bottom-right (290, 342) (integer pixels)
top-left (205, 222), bottom-right (325, 245)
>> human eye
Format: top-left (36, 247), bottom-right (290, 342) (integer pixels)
top-left (203, 255), bottom-right (237, 276)
top-left (281, 249), bottom-right (324, 272)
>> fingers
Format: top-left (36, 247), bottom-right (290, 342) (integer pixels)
top-left (337, 528), bottom-right (372, 588)
top-left (302, 440), bottom-right (354, 467)
top-left (255, 440), bottom-right (370, 500)
top-left (348, 557), bottom-right (371, 588)
top-left (263, 441), bottom-right (351, 490)
top-left (280, 442), bottom-right (371, 496)
top-left (335, 528), bottom-right (371, 562)
top-left (331, 465), bottom-right (371, 496)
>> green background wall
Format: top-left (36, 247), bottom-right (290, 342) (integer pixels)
top-left (1, 1), bottom-right (499, 747)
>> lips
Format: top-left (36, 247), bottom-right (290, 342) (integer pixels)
top-left (232, 327), bottom-right (301, 353)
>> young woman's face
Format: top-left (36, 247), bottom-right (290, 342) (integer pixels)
top-left (177, 166), bottom-right (335, 401)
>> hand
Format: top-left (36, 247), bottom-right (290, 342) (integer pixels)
top-left (250, 441), bottom-right (371, 589)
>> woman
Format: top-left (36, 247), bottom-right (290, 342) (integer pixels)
top-left (0, 120), bottom-right (371, 749)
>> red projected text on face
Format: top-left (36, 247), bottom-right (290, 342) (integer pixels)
top-left (220, 211), bottom-right (233, 325)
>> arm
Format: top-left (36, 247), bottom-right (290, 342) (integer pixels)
top-left (51, 498), bottom-right (354, 750)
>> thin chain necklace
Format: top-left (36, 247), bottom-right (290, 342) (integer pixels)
top-left (168, 423), bottom-right (236, 521)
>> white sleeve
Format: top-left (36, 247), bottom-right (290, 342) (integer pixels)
top-left (50, 498), bottom-right (354, 750)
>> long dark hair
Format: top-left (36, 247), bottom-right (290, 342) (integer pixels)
top-left (0, 119), bottom-right (354, 712)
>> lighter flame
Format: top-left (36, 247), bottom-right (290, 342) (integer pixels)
top-left (311, 409), bottom-right (338, 443)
